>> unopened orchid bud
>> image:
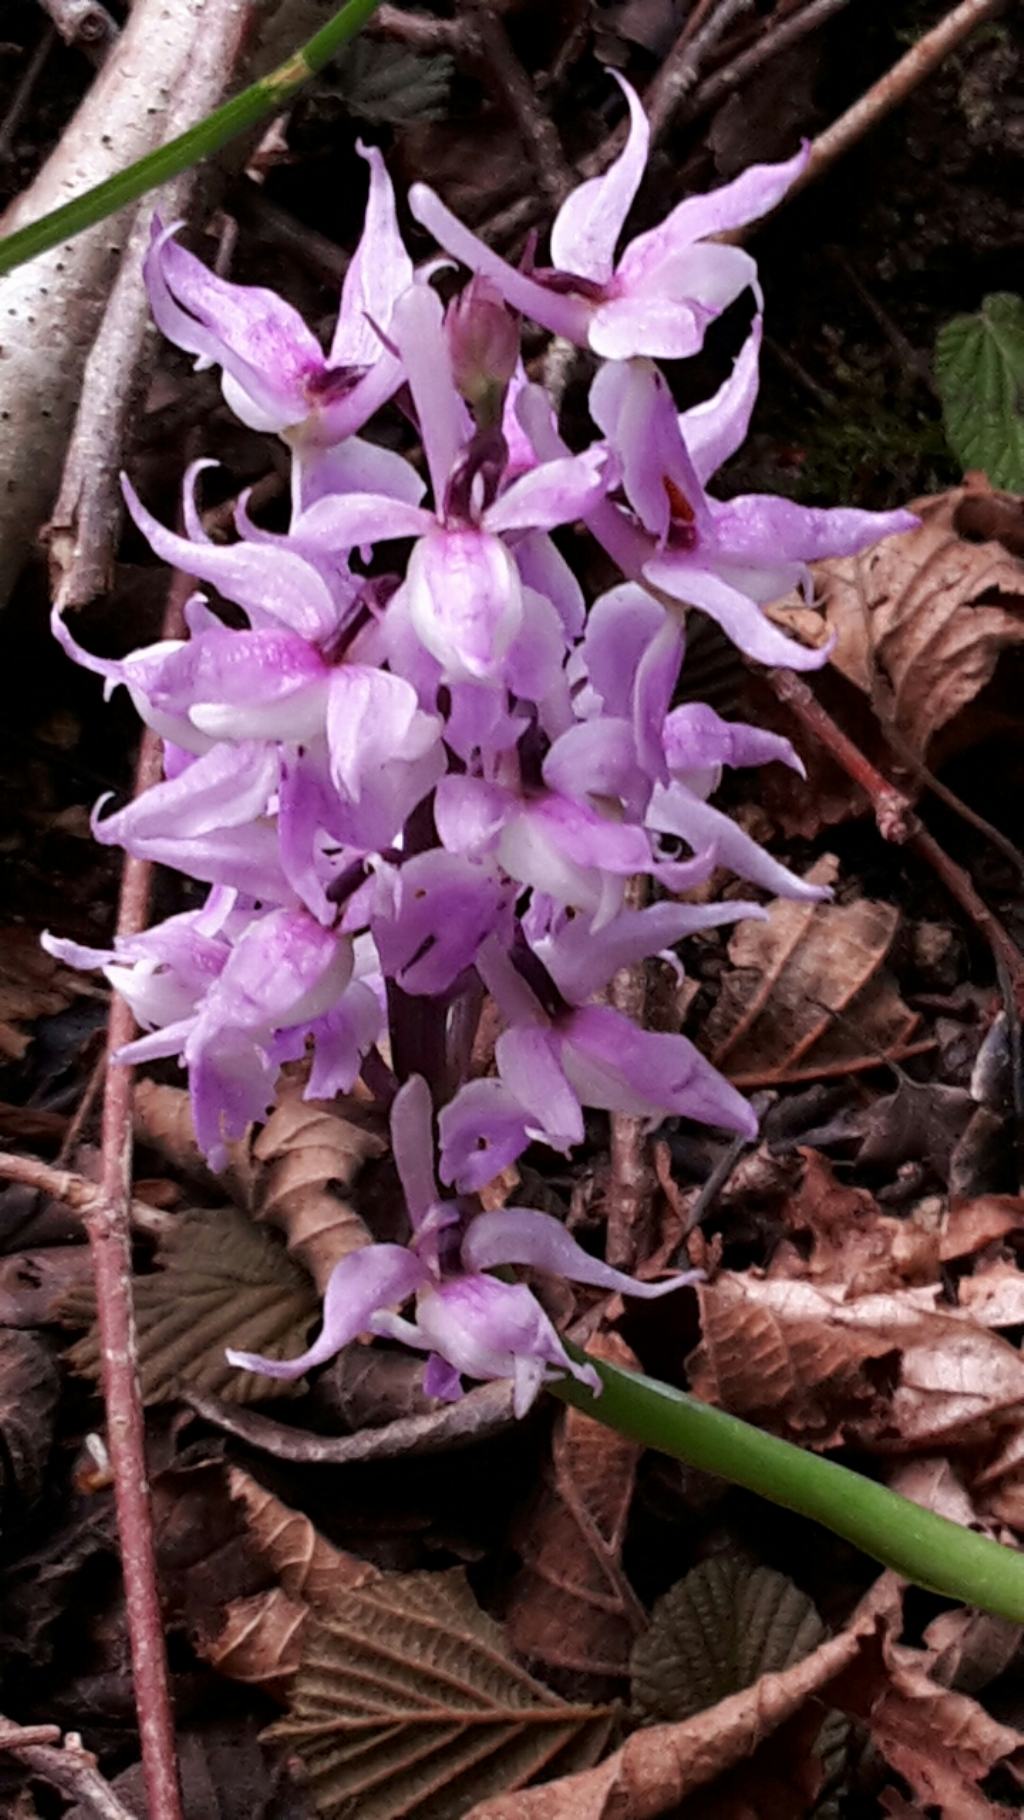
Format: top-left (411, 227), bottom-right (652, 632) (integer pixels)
top-left (445, 277), bottom-right (519, 424)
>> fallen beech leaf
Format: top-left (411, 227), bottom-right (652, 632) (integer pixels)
top-left (923, 1604), bottom-right (1022, 1697)
top-left (465, 1581), bottom-right (897, 1820)
top-left (0, 1329), bottom-right (59, 1510)
top-left (188, 1377), bottom-right (516, 1462)
top-left (856, 1075), bottom-right (974, 1180)
top-left (202, 1476), bottom-right (376, 1699)
top-left (63, 1204), bottom-right (319, 1403)
top-left (705, 858), bottom-right (918, 1084)
top-left (630, 1556), bottom-right (825, 1724)
top-left (768, 1150), bottom-right (939, 1294)
top-left (506, 1332), bottom-right (645, 1678)
top-left (269, 1568), bottom-right (615, 1820)
top-left (228, 1468), bottom-right (375, 1604)
top-left (248, 1082), bottom-right (386, 1293)
top-left (942, 1200), bottom-right (1024, 1262)
top-left (769, 487), bottom-right (1024, 763)
top-left (829, 1623), bottom-right (1024, 1817)
top-left (689, 1273), bottom-right (1024, 1451)
top-left (206, 1586), bottom-right (310, 1695)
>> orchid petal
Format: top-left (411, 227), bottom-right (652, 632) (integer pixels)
top-left (390, 284), bottom-right (469, 505)
top-left (227, 1243), bottom-right (427, 1379)
top-left (123, 478), bottom-right (339, 642)
top-left (390, 1074), bottom-right (440, 1231)
top-left (463, 1206), bottom-right (700, 1298)
top-left (645, 557), bottom-right (830, 671)
top-left (680, 317), bottom-right (763, 485)
top-left (409, 184), bottom-right (591, 343)
top-left (550, 73), bottom-right (648, 283)
top-left (648, 779), bottom-right (827, 901)
top-left (561, 1005), bottom-right (757, 1136)
top-left (483, 450), bottom-right (607, 536)
top-left (663, 702), bottom-right (805, 777)
top-left (439, 1077), bottom-right (532, 1191)
top-left (330, 141), bottom-right (414, 367)
top-left (496, 1024), bottom-right (584, 1151)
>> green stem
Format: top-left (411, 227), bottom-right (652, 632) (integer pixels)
top-left (552, 1347), bottom-right (1024, 1622)
top-left (0, 0), bottom-right (383, 278)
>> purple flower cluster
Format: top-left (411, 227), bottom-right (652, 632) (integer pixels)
top-left (46, 89), bottom-right (915, 1409)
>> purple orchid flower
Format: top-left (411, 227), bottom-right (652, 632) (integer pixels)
top-left (144, 143), bottom-right (417, 506)
top-left (410, 75), bottom-right (806, 361)
top-left (291, 285), bottom-right (609, 686)
top-left (438, 930), bottom-right (755, 1190)
top-left (585, 344), bottom-right (919, 670)
top-left (228, 1075), bottom-right (699, 1414)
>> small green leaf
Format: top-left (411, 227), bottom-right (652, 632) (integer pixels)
top-left (630, 1555), bottom-right (826, 1721)
top-left (935, 293), bottom-right (1024, 489)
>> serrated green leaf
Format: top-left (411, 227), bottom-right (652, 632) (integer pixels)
top-left (269, 1568), bottom-right (616, 1820)
top-left (630, 1555), bottom-right (826, 1722)
top-left (62, 1204), bottom-right (319, 1405)
top-left (333, 41), bottom-right (454, 123)
top-left (935, 292), bottom-right (1024, 489)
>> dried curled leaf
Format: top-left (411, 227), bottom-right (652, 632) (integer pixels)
top-left (63, 1204), bottom-right (319, 1404)
top-left (829, 1622), bottom-right (1024, 1817)
top-left (689, 1273), bottom-right (1024, 1452)
top-left (228, 1467), bottom-right (375, 1604)
top-left (249, 1082), bottom-right (386, 1294)
top-left (770, 487), bottom-right (1024, 762)
top-left (465, 1582), bottom-right (897, 1820)
top-left (205, 1586), bottom-right (311, 1695)
top-left (706, 857), bottom-right (918, 1084)
top-left (202, 1475), bottom-right (376, 1698)
top-left (630, 1556), bottom-right (826, 1723)
top-left (0, 1329), bottom-right (59, 1510)
top-left (506, 1332), bottom-right (644, 1679)
top-left (269, 1568), bottom-right (615, 1820)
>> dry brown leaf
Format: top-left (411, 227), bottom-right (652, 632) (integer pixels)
top-left (923, 1604), bottom-right (1022, 1697)
top-left (705, 858), bottom-right (918, 1085)
top-left (0, 927), bottom-right (96, 1061)
top-left (942, 1198), bottom-right (1024, 1261)
top-left (228, 1467), bottom-right (376, 1604)
top-left (828, 1623), bottom-right (1024, 1817)
top-left (202, 1475), bottom-right (376, 1697)
top-left (767, 486), bottom-right (1024, 763)
top-left (767, 1150), bottom-right (939, 1295)
top-left (506, 1332), bottom-right (645, 1678)
top-left (464, 1580), bottom-right (897, 1820)
top-left (0, 1329), bottom-right (59, 1511)
top-left (689, 1273), bottom-right (1024, 1452)
top-left (269, 1567), bottom-right (615, 1820)
top-left (248, 1080), bottom-right (386, 1293)
top-left (63, 1203), bottom-right (319, 1404)
top-left (205, 1587), bottom-right (310, 1695)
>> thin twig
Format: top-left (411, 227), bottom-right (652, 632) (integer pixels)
top-left (0, 1716), bottom-right (137, 1820)
top-left (368, 2), bottom-right (462, 49)
top-left (792, 0), bottom-right (1008, 197)
top-left (684, 0), bottom-right (852, 124)
top-left (0, 27), bottom-right (54, 161)
top-left (606, 877), bottom-right (652, 1269)
top-left (0, 1148), bottom-right (171, 1235)
top-left (466, 1), bottom-right (573, 206)
top-left (644, 0), bottom-right (755, 143)
top-left (47, 0), bottom-right (258, 610)
top-left (769, 670), bottom-right (1024, 995)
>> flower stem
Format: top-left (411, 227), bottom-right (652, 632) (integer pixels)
top-left (0, 0), bottom-right (383, 278)
top-left (552, 1346), bottom-right (1024, 1622)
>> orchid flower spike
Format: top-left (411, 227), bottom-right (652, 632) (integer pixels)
top-left (411, 75), bottom-right (807, 361)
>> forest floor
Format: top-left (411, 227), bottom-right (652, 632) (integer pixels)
top-left (1, 2), bottom-right (1023, 1816)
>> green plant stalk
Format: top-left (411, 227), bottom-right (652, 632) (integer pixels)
top-left (552, 1346), bottom-right (1024, 1622)
top-left (0, 0), bottom-right (383, 278)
